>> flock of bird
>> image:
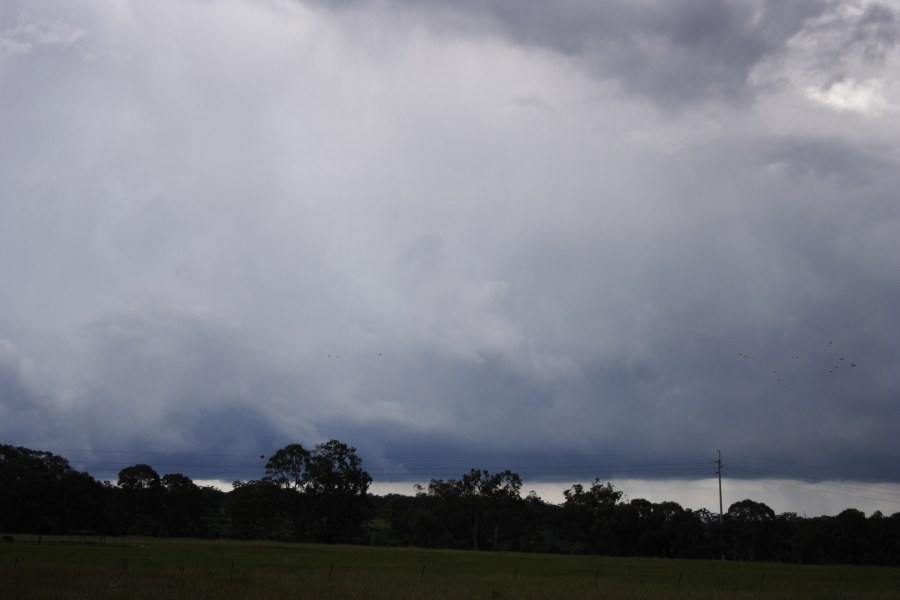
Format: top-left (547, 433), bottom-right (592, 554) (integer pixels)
top-left (738, 340), bottom-right (858, 385)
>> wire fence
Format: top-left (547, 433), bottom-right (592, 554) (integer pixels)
top-left (1, 532), bottom-right (129, 547)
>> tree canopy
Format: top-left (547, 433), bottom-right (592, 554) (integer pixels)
top-left (1, 441), bottom-right (898, 565)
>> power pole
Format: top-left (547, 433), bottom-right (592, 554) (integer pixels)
top-left (715, 449), bottom-right (724, 524)
top-left (715, 450), bottom-right (726, 560)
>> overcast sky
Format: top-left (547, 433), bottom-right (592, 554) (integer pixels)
top-left (2, 0), bottom-right (899, 515)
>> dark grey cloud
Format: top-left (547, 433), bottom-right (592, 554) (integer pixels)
top-left (300, 0), bottom-right (831, 107)
top-left (819, 1), bottom-right (900, 66)
top-left (1, 0), bottom-right (899, 511)
top-left (853, 2), bottom-right (900, 59)
top-left (0, 342), bottom-right (41, 418)
top-left (761, 137), bottom-right (897, 186)
top-left (487, 0), bottom-right (827, 105)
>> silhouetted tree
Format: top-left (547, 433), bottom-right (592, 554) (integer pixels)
top-left (161, 473), bottom-right (205, 536)
top-left (59, 470), bottom-right (108, 532)
top-left (303, 440), bottom-right (372, 543)
top-left (264, 444), bottom-right (310, 490)
top-left (225, 479), bottom-right (291, 539)
top-left (117, 464), bottom-right (164, 535)
top-left (0, 444), bottom-right (75, 533)
top-left (4, 442), bottom-right (899, 564)
top-left (561, 479), bottom-right (622, 553)
top-left (423, 468), bottom-right (524, 551)
top-left (259, 440), bottom-right (372, 542)
top-left (726, 499), bottom-right (776, 560)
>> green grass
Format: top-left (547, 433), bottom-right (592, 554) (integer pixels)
top-left (2, 537), bottom-right (898, 599)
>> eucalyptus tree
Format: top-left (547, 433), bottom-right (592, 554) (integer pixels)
top-left (262, 440), bottom-right (372, 542)
top-left (117, 464), bottom-right (163, 535)
top-left (425, 468), bottom-right (524, 551)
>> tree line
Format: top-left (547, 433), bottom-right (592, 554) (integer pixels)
top-left (1, 442), bottom-right (898, 565)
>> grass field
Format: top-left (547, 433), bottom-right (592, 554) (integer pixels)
top-left (2, 536), bottom-right (899, 599)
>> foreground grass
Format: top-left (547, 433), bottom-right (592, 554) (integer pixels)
top-left (2, 537), bottom-right (899, 599)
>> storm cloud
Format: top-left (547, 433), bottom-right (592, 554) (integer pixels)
top-left (1, 0), bottom-right (899, 512)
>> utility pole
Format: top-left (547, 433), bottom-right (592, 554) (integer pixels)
top-left (715, 449), bottom-right (724, 524)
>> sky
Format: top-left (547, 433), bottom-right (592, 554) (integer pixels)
top-left (1, 0), bottom-right (899, 516)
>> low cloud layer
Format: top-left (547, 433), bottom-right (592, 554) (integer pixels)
top-left (1, 1), bottom-right (899, 502)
